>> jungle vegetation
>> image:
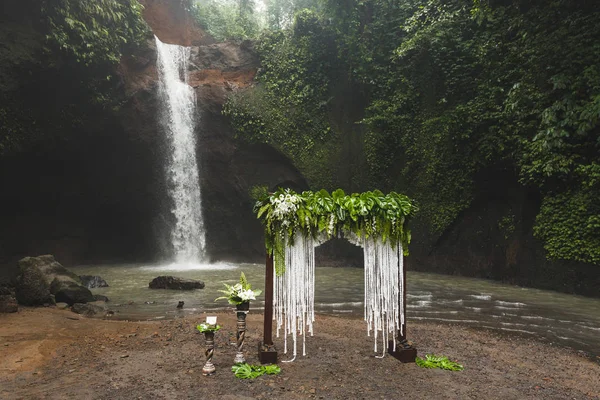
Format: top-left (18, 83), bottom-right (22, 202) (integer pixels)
top-left (1, 0), bottom-right (598, 267)
top-left (0, 0), bottom-right (148, 156)
top-left (214, 0), bottom-right (600, 266)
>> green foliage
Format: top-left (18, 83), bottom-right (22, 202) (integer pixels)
top-left (196, 323), bottom-right (221, 333)
top-left (535, 188), bottom-right (600, 264)
top-left (249, 185), bottom-right (269, 201)
top-left (223, 10), bottom-right (339, 188)
top-left (415, 354), bottom-right (464, 371)
top-left (232, 363), bottom-right (281, 379)
top-left (254, 188), bottom-right (416, 275)
top-left (265, 0), bottom-right (323, 30)
top-left (0, 0), bottom-right (148, 157)
top-left (191, 0), bottom-right (262, 41)
top-left (366, 0), bottom-right (600, 263)
top-left (498, 214), bottom-right (516, 241)
top-left (42, 0), bottom-right (147, 66)
top-left (190, 0), bottom-right (323, 39)
top-left (239, 271), bottom-right (249, 289)
top-left (227, 0), bottom-right (600, 265)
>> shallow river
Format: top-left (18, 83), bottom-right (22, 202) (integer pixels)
top-left (71, 263), bottom-right (600, 357)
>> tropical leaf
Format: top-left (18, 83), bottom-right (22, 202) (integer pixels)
top-left (232, 363), bottom-right (281, 379)
top-left (415, 354), bottom-right (464, 371)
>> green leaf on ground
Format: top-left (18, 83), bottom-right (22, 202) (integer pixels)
top-left (415, 354), bottom-right (464, 371)
top-left (232, 363), bottom-right (281, 379)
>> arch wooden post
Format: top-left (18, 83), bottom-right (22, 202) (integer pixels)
top-left (388, 252), bottom-right (417, 362)
top-left (258, 253), bottom-right (278, 363)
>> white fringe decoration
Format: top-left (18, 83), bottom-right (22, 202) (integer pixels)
top-left (273, 231), bottom-right (404, 361)
top-left (363, 237), bottom-right (403, 358)
top-left (274, 233), bottom-right (316, 361)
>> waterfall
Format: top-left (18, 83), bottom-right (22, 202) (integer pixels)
top-left (155, 36), bottom-right (206, 264)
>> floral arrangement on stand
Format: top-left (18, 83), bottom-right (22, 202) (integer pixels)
top-left (215, 272), bottom-right (262, 305)
top-left (216, 272), bottom-right (261, 364)
top-left (197, 319), bottom-right (221, 376)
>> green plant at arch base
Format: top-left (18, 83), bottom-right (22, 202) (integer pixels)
top-left (232, 363), bottom-right (281, 379)
top-left (415, 354), bottom-right (464, 371)
top-left (254, 188), bottom-right (417, 276)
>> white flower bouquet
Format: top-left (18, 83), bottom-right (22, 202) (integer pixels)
top-left (215, 272), bottom-right (262, 305)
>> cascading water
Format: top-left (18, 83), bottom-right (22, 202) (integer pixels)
top-left (155, 36), bottom-right (206, 264)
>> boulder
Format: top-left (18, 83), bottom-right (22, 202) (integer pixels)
top-left (15, 255), bottom-right (93, 306)
top-left (18, 255), bottom-right (80, 281)
top-left (79, 275), bottom-right (109, 288)
top-left (0, 287), bottom-right (18, 313)
top-left (149, 276), bottom-right (205, 290)
top-left (51, 278), bottom-right (94, 305)
top-left (15, 262), bottom-right (53, 305)
top-left (72, 301), bottom-right (107, 317)
top-left (93, 294), bottom-right (110, 302)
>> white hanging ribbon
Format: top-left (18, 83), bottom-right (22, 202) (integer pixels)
top-left (273, 231), bottom-right (404, 360)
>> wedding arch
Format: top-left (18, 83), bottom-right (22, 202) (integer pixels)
top-left (254, 188), bottom-right (417, 363)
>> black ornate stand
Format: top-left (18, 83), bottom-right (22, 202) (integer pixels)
top-left (235, 302), bottom-right (249, 363)
top-left (202, 331), bottom-right (216, 375)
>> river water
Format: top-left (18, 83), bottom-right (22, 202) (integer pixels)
top-left (71, 263), bottom-right (600, 357)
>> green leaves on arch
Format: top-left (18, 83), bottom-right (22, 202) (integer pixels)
top-left (254, 188), bottom-right (417, 274)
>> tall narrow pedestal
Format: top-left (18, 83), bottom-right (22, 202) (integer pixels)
top-left (202, 332), bottom-right (216, 375)
top-left (388, 254), bottom-right (417, 362)
top-left (234, 302), bottom-right (249, 364)
top-left (259, 254), bottom-right (278, 364)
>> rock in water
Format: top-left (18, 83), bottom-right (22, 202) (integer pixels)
top-left (93, 294), bottom-right (110, 302)
top-left (79, 275), bottom-right (109, 288)
top-left (15, 255), bottom-right (93, 306)
top-left (148, 276), bottom-right (205, 290)
top-left (177, 301), bottom-right (184, 309)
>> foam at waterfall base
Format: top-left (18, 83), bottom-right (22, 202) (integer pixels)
top-left (140, 262), bottom-right (238, 272)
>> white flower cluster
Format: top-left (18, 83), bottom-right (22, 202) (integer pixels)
top-left (238, 288), bottom-right (258, 302)
top-left (327, 213), bottom-right (336, 236)
top-left (271, 192), bottom-right (302, 225)
top-left (216, 272), bottom-right (262, 305)
top-left (197, 323), bottom-right (220, 333)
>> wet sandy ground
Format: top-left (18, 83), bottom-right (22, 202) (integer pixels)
top-left (1, 307), bottom-right (599, 399)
